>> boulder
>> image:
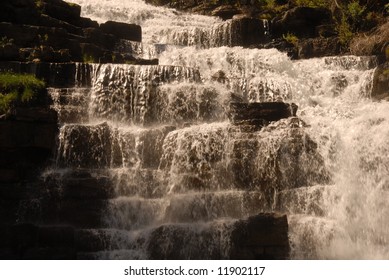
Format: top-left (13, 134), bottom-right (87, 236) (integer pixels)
top-left (272, 7), bottom-right (333, 38)
top-left (371, 62), bottom-right (389, 100)
top-left (82, 28), bottom-right (117, 51)
top-left (147, 213), bottom-right (290, 259)
top-left (212, 16), bottom-right (269, 47)
top-left (227, 102), bottom-right (298, 126)
top-left (74, 17), bottom-right (99, 29)
top-left (99, 21), bottom-right (142, 42)
top-left (40, 0), bottom-right (81, 24)
top-left (229, 213), bottom-right (290, 259)
top-left (298, 37), bottom-right (341, 59)
top-left (211, 5), bottom-right (241, 20)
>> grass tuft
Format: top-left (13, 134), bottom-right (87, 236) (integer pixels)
top-left (0, 73), bottom-right (46, 114)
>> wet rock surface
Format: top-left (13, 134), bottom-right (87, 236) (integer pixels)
top-left (147, 213), bottom-right (289, 260)
top-left (227, 102), bottom-right (298, 126)
top-left (371, 62), bottom-right (389, 100)
top-left (0, 0), bottom-right (363, 261)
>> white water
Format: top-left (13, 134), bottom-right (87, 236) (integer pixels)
top-left (66, 0), bottom-right (389, 259)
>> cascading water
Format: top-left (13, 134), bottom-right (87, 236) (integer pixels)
top-left (48, 0), bottom-right (389, 259)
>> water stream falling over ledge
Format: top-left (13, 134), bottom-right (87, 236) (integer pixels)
top-left (41, 0), bottom-right (389, 259)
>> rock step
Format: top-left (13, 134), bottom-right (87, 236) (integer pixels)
top-left (0, 0), bottom-right (145, 63)
top-left (49, 88), bottom-right (90, 106)
top-left (49, 88), bottom-right (91, 123)
top-left (277, 185), bottom-right (336, 216)
top-left (227, 102), bottom-right (298, 126)
top-left (0, 61), bottom-right (79, 88)
top-left (107, 191), bottom-right (270, 230)
top-left (77, 213), bottom-right (290, 260)
top-left (0, 213), bottom-right (289, 260)
top-left (57, 123), bottom-right (176, 169)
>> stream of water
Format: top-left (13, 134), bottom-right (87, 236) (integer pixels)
top-left (53, 0), bottom-right (389, 259)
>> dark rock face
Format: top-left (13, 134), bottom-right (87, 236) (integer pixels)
top-left (211, 5), bottom-right (241, 20)
top-left (40, 0), bottom-right (82, 24)
top-left (147, 213), bottom-right (290, 259)
top-left (0, 61), bottom-right (78, 87)
top-left (227, 102), bottom-right (298, 126)
top-left (272, 7), bottom-right (333, 38)
top-left (298, 37), bottom-right (341, 59)
top-left (229, 214), bottom-right (289, 259)
top-left (100, 21), bottom-right (142, 42)
top-left (0, 0), bottom-right (149, 64)
top-left (160, 118), bottom-right (330, 202)
top-left (0, 106), bottom-right (58, 183)
top-left (371, 62), bottom-right (389, 100)
top-left (212, 17), bottom-right (269, 47)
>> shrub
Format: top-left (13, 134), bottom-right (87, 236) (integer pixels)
top-left (283, 32), bottom-right (299, 47)
top-left (294, 0), bottom-right (330, 8)
top-left (0, 37), bottom-right (14, 47)
top-left (82, 53), bottom-right (96, 63)
top-left (0, 73), bottom-right (45, 114)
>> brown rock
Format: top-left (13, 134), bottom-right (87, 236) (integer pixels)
top-left (272, 7), bottom-right (333, 38)
top-left (229, 213), bottom-right (290, 259)
top-left (100, 21), bottom-right (142, 42)
top-left (82, 28), bottom-right (116, 50)
top-left (211, 5), bottom-right (241, 20)
top-left (298, 37), bottom-right (341, 59)
top-left (38, 14), bottom-right (82, 35)
top-left (212, 16), bottom-right (269, 47)
top-left (0, 44), bottom-right (19, 61)
top-left (147, 213), bottom-right (290, 259)
top-left (371, 62), bottom-right (389, 100)
top-left (40, 0), bottom-right (81, 24)
top-left (227, 102), bottom-right (298, 126)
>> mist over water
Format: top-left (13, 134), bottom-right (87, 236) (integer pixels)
top-left (65, 0), bottom-right (389, 259)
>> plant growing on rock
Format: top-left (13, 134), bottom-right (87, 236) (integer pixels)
top-left (0, 37), bottom-right (14, 47)
top-left (82, 53), bottom-right (96, 63)
top-left (294, 0), bottom-right (330, 8)
top-left (283, 32), bottom-right (299, 47)
top-left (0, 73), bottom-right (45, 114)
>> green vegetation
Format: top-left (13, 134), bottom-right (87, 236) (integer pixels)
top-left (0, 73), bottom-right (45, 114)
top-left (293, 0), bottom-right (330, 8)
top-left (82, 53), bottom-right (96, 63)
top-left (38, 34), bottom-right (49, 45)
top-left (35, 0), bottom-right (44, 9)
top-left (283, 32), bottom-right (299, 47)
top-left (1, 37), bottom-right (14, 47)
top-left (337, 16), bottom-right (354, 45)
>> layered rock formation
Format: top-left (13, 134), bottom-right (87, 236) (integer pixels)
top-left (0, 0), bottom-right (154, 64)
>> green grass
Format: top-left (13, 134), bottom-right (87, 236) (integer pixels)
top-left (0, 73), bottom-right (45, 114)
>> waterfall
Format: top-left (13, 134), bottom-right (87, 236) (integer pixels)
top-left (49, 0), bottom-right (389, 259)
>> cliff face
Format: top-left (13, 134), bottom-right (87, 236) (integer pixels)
top-left (0, 0), bottom-right (156, 64)
top-left (0, 0), bottom-right (387, 260)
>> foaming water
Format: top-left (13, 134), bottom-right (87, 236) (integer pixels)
top-left (71, 0), bottom-right (221, 45)
top-left (50, 0), bottom-right (389, 259)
